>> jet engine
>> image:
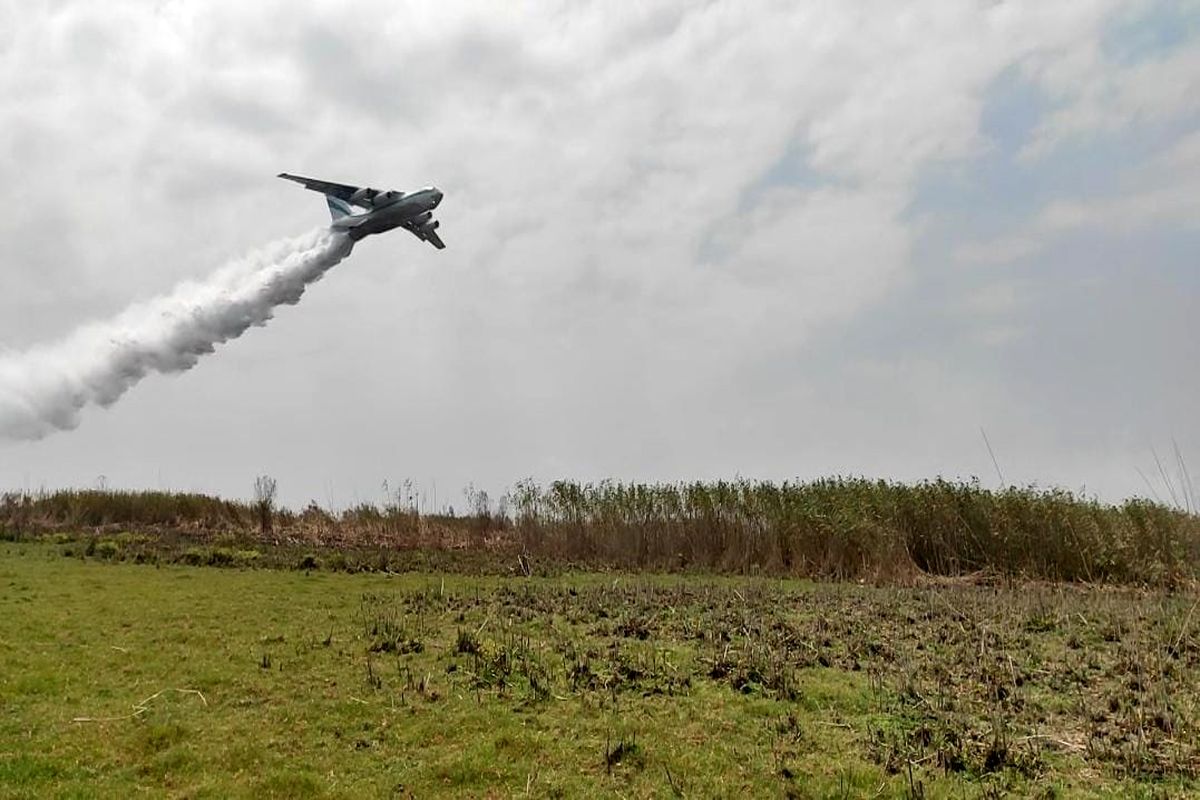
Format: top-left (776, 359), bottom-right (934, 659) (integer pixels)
top-left (414, 212), bottom-right (439, 233)
top-left (349, 187), bottom-right (375, 206)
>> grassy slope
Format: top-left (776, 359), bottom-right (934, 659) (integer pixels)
top-left (1, 545), bottom-right (1197, 798)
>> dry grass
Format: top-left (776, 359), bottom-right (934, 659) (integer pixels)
top-left (3, 478), bottom-right (1199, 584)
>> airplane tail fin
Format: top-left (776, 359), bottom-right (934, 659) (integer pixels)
top-left (326, 195), bottom-right (353, 221)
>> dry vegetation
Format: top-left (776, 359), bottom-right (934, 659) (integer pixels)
top-left (354, 578), bottom-right (1200, 786)
top-left (3, 478), bottom-right (1199, 584)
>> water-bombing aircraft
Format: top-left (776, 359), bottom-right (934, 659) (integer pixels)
top-left (278, 173), bottom-right (446, 249)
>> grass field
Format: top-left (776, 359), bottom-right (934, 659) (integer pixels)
top-left (2, 543), bottom-right (1198, 798)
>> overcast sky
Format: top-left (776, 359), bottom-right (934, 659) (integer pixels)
top-left (1, 1), bottom-right (1197, 509)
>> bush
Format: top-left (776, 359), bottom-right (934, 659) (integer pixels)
top-left (95, 540), bottom-right (120, 560)
top-left (208, 548), bottom-right (237, 567)
top-left (180, 548), bottom-right (206, 566)
top-left (235, 549), bottom-right (261, 566)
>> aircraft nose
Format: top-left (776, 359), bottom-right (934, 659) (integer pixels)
top-left (432, 189), bottom-right (444, 206)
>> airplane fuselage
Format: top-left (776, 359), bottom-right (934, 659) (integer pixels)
top-left (278, 173), bottom-right (447, 249)
top-left (335, 188), bottom-right (444, 241)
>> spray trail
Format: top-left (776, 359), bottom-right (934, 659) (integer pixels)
top-left (0, 228), bottom-right (354, 440)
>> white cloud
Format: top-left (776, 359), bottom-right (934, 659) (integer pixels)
top-left (0, 0), bottom-right (1194, 504)
top-left (1041, 181), bottom-right (1200, 232)
top-left (962, 282), bottom-right (1022, 316)
top-left (954, 236), bottom-right (1042, 266)
top-left (957, 127), bottom-right (1200, 266)
top-left (1022, 36), bottom-right (1200, 160)
top-left (952, 7), bottom-right (1200, 267)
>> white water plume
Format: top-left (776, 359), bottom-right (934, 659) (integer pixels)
top-left (0, 228), bottom-right (354, 440)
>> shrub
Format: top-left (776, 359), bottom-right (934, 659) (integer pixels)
top-left (180, 548), bottom-right (206, 566)
top-left (208, 548), bottom-right (237, 567)
top-left (95, 540), bottom-right (120, 560)
top-left (235, 549), bottom-right (261, 566)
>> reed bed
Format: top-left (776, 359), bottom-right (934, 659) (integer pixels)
top-left (3, 478), bottom-right (1198, 583)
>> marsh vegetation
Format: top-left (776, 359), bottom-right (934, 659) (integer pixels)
top-left (3, 478), bottom-right (1198, 584)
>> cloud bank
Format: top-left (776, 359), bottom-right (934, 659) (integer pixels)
top-left (0, 1), bottom-right (1196, 504)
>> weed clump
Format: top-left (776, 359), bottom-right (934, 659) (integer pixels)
top-left (94, 540), bottom-right (120, 560)
top-left (455, 628), bottom-right (481, 655)
top-left (208, 548), bottom-right (236, 567)
top-left (180, 548), bottom-right (206, 566)
top-left (605, 733), bottom-right (645, 772)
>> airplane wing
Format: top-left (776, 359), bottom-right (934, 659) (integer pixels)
top-left (402, 220), bottom-right (446, 250)
top-left (277, 173), bottom-right (376, 205)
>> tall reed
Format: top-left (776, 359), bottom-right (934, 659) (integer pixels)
top-left (4, 478), bottom-right (1198, 583)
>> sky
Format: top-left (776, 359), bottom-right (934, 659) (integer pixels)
top-left (0, 0), bottom-right (1197, 510)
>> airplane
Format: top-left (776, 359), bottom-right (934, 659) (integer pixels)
top-left (278, 173), bottom-right (446, 249)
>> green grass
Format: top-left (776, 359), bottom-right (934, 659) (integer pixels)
top-left (2, 544), bottom-right (1198, 797)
